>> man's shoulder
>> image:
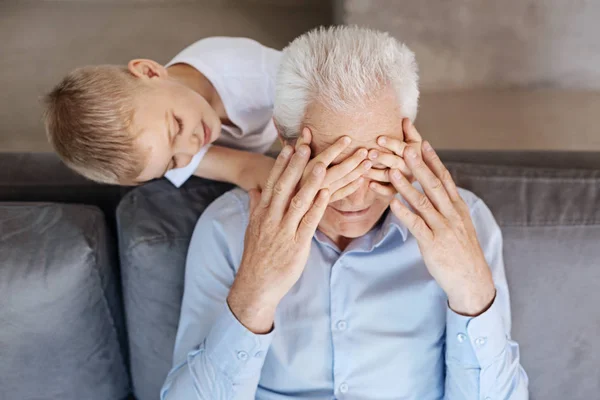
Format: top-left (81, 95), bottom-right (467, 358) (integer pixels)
top-left (194, 188), bottom-right (250, 239)
top-left (456, 187), bottom-right (483, 210)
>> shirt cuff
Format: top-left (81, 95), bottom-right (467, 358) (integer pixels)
top-left (200, 302), bottom-right (274, 380)
top-left (164, 145), bottom-right (211, 188)
top-left (446, 294), bottom-right (508, 368)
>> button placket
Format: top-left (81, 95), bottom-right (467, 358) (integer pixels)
top-left (330, 258), bottom-right (350, 396)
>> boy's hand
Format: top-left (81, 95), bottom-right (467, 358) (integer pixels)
top-left (295, 127), bottom-right (372, 202)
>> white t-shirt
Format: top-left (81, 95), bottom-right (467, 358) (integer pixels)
top-left (164, 37), bottom-right (282, 187)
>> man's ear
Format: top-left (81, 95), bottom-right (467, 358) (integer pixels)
top-left (128, 59), bottom-right (168, 80)
top-left (273, 118), bottom-right (293, 147)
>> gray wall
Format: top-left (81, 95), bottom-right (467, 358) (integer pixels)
top-left (342, 0), bottom-right (600, 91)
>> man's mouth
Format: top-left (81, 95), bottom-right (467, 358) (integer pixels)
top-left (331, 207), bottom-right (370, 218)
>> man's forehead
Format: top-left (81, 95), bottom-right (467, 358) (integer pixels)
top-left (304, 88), bottom-right (404, 163)
top-left (308, 117), bottom-right (403, 164)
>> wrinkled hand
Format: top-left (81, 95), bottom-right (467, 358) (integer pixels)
top-left (295, 127), bottom-right (372, 202)
top-left (227, 143), bottom-right (330, 333)
top-left (364, 118), bottom-right (422, 185)
top-left (370, 139), bottom-right (496, 316)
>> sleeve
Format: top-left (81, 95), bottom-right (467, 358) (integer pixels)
top-left (444, 199), bottom-right (529, 400)
top-left (160, 191), bottom-right (273, 399)
top-left (164, 145), bottom-right (211, 188)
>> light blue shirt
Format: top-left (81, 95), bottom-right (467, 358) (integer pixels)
top-left (161, 186), bottom-right (528, 399)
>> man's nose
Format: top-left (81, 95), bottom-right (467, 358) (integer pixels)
top-left (344, 178), bottom-right (371, 205)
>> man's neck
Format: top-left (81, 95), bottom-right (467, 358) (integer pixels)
top-left (167, 63), bottom-right (228, 121)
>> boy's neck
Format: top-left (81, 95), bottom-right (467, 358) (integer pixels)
top-left (167, 63), bottom-right (229, 123)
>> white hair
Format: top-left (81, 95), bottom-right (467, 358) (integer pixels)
top-left (274, 25), bottom-right (420, 140)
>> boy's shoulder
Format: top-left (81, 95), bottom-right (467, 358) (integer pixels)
top-left (168, 36), bottom-right (281, 74)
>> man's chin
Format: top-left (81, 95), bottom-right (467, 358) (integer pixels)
top-left (318, 216), bottom-right (381, 242)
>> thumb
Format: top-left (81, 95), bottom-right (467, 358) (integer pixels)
top-left (403, 118), bottom-right (422, 144)
top-left (248, 188), bottom-right (262, 214)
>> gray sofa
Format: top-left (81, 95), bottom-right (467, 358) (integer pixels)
top-left (1, 151), bottom-right (599, 400)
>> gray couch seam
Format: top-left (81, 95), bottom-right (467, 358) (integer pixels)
top-left (456, 174), bottom-right (600, 182)
top-left (501, 221), bottom-right (600, 227)
top-left (89, 210), bottom-right (130, 391)
top-left (125, 235), bottom-right (192, 254)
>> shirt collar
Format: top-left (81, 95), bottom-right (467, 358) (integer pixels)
top-left (315, 197), bottom-right (409, 254)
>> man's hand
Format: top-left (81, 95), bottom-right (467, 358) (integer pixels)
top-left (228, 139), bottom-right (349, 334)
top-left (371, 137), bottom-right (496, 316)
top-left (295, 128), bottom-right (372, 202)
top-left (365, 118), bottom-right (422, 185)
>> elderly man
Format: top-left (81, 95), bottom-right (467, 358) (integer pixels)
top-left (161, 26), bottom-right (528, 399)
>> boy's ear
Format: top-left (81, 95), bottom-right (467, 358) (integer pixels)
top-left (128, 59), bottom-right (168, 79)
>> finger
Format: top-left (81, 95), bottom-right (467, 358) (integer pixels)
top-left (390, 197), bottom-right (434, 242)
top-left (284, 162), bottom-right (326, 228)
top-left (368, 181), bottom-right (397, 197)
top-left (268, 145), bottom-right (311, 219)
top-left (364, 168), bottom-right (390, 183)
top-left (421, 141), bottom-right (461, 203)
top-left (327, 159), bottom-right (371, 193)
top-left (330, 177), bottom-right (364, 203)
top-left (389, 168), bottom-right (446, 230)
top-left (403, 118), bottom-right (423, 143)
top-left (323, 148), bottom-right (368, 187)
top-left (368, 150), bottom-right (411, 177)
top-left (295, 127), bottom-right (312, 150)
top-left (248, 188), bottom-right (261, 215)
top-left (297, 189), bottom-right (330, 242)
top-left (375, 137), bottom-right (407, 158)
top-left (402, 147), bottom-right (458, 220)
top-left (312, 135), bottom-right (352, 166)
top-left (260, 145), bottom-right (294, 207)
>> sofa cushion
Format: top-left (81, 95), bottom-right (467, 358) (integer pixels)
top-left (116, 178), bottom-right (233, 400)
top-left (0, 203), bottom-right (130, 400)
top-left (447, 162), bottom-right (600, 400)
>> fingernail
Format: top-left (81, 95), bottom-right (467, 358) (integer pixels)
top-left (392, 169), bottom-right (401, 179)
top-left (299, 146), bottom-right (309, 156)
top-left (369, 150), bottom-right (379, 159)
top-left (281, 146), bottom-right (292, 157)
top-left (406, 148), bottom-right (417, 158)
top-left (313, 163), bottom-right (324, 175)
top-left (358, 148), bottom-right (368, 157)
top-left (342, 136), bottom-right (351, 145)
top-left (423, 141), bottom-right (433, 152)
top-left (364, 160), bottom-right (372, 169)
top-left (378, 137), bottom-right (387, 145)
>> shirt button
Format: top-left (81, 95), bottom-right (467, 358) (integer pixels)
top-left (237, 351), bottom-right (249, 361)
top-left (254, 351), bottom-right (265, 358)
top-left (456, 333), bottom-right (467, 343)
top-left (339, 383), bottom-right (349, 393)
top-left (475, 337), bottom-right (487, 347)
top-left (336, 320), bottom-right (347, 331)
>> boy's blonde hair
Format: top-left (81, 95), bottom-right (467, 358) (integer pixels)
top-left (43, 65), bottom-right (147, 185)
